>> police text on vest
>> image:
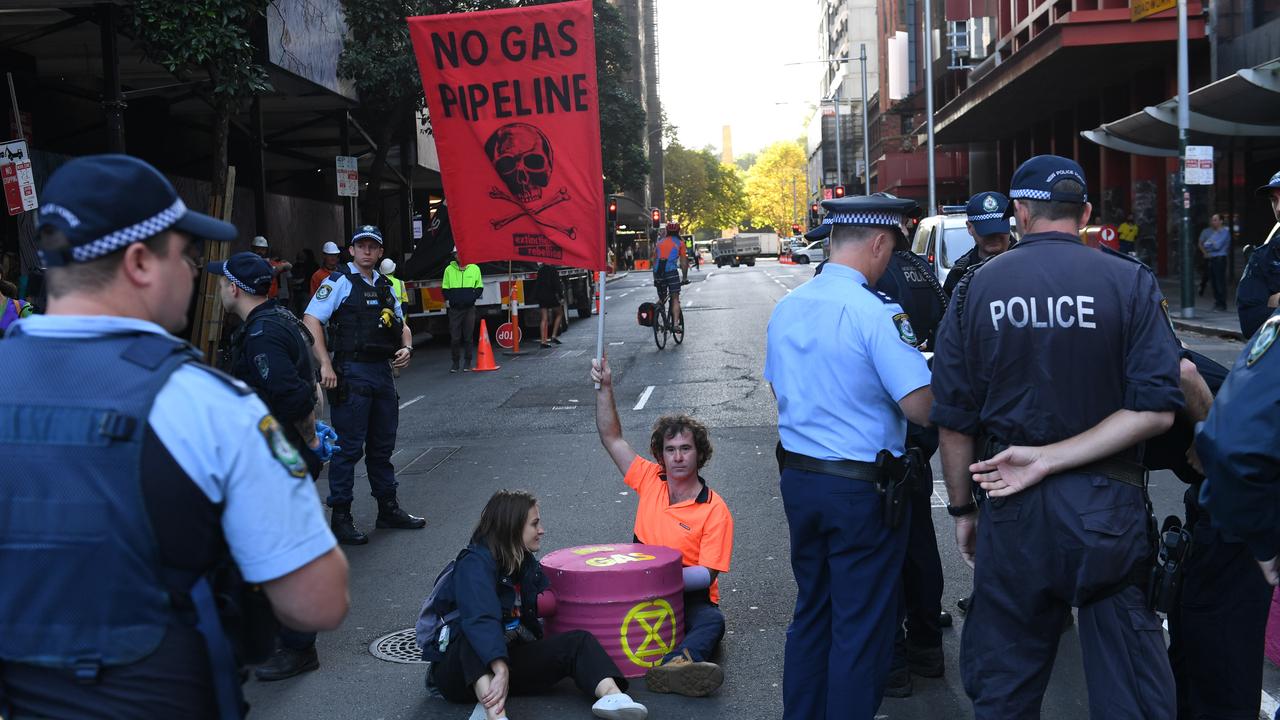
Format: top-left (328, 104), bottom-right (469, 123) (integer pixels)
top-left (989, 296), bottom-right (1095, 330)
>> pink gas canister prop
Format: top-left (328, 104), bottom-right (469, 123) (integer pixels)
top-left (542, 543), bottom-right (684, 678)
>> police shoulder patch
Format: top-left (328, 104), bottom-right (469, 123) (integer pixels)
top-left (253, 353), bottom-right (270, 379)
top-left (892, 312), bottom-right (918, 346)
top-left (258, 415), bottom-right (308, 479)
top-left (1247, 316), bottom-right (1280, 367)
top-left (316, 284), bottom-right (333, 300)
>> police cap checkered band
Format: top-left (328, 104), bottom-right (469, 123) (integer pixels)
top-left (70, 198), bottom-right (186, 262)
top-left (222, 264), bottom-right (257, 294)
top-left (968, 211), bottom-right (1004, 221)
top-left (824, 211), bottom-right (904, 227)
top-left (36, 154), bottom-right (236, 266)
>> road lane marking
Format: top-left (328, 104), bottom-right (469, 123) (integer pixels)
top-left (399, 394), bottom-right (425, 410)
top-left (633, 385), bottom-right (655, 411)
top-left (609, 341), bottom-right (625, 346)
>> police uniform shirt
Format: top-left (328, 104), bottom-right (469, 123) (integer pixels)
top-left (14, 315), bottom-right (336, 583)
top-left (1237, 239), bottom-right (1280, 339)
top-left (1197, 310), bottom-right (1280, 560)
top-left (235, 300), bottom-right (316, 424)
top-left (765, 262), bottom-right (931, 462)
top-left (930, 231), bottom-right (1183, 445)
top-left (305, 261), bottom-right (404, 325)
top-left (876, 251), bottom-right (946, 349)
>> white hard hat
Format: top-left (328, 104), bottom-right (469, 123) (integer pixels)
top-left (321, 241), bottom-right (340, 255)
top-left (251, 235), bottom-right (269, 248)
top-left (379, 259), bottom-right (397, 275)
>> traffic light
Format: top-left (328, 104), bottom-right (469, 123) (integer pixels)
top-left (651, 207), bottom-right (661, 225)
top-left (791, 224), bottom-right (802, 236)
top-left (607, 198), bottom-right (618, 224)
top-left (833, 185), bottom-right (845, 198)
top-left (809, 203), bottom-right (820, 228)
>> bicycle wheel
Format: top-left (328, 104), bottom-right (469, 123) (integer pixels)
top-left (672, 305), bottom-right (684, 345)
top-left (653, 303), bottom-right (668, 349)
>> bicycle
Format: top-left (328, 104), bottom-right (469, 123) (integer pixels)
top-left (653, 284), bottom-right (684, 349)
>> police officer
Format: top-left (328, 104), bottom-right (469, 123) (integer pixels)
top-left (942, 191), bottom-right (1013, 298)
top-left (870, 198), bottom-right (951, 697)
top-left (304, 225), bottom-right (425, 545)
top-left (212, 251), bottom-right (335, 681)
top-left (765, 194), bottom-right (933, 720)
top-left (1236, 170), bottom-right (1280, 339)
top-left (0, 154), bottom-right (349, 719)
top-left (932, 155), bottom-right (1182, 718)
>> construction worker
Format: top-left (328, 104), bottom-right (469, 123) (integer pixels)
top-left (251, 235), bottom-right (292, 301)
top-left (312, 241), bottom-right (342, 296)
top-left (380, 259), bottom-right (408, 306)
top-left (442, 248), bottom-right (483, 373)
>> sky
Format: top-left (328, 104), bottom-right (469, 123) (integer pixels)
top-left (656, 0), bottom-right (819, 159)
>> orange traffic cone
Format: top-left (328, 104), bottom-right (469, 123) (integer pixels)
top-left (473, 319), bottom-right (501, 372)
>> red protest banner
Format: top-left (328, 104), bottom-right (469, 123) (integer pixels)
top-left (408, 1), bottom-right (605, 271)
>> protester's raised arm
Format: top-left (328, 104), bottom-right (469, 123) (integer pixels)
top-left (592, 357), bottom-right (638, 475)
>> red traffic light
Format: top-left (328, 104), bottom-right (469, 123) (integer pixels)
top-left (810, 203), bottom-right (819, 214)
top-left (791, 224), bottom-right (802, 236)
top-left (608, 199), bottom-right (618, 213)
top-left (833, 185), bottom-right (845, 198)
top-left (651, 208), bottom-right (661, 224)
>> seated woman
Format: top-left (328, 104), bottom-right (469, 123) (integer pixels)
top-left (428, 490), bottom-right (648, 720)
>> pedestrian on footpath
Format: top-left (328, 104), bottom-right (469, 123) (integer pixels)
top-left (304, 225), bottom-right (426, 545)
top-left (1237, 171), bottom-right (1280, 338)
top-left (311, 241), bottom-right (342, 296)
top-left (932, 155), bottom-right (1182, 719)
top-left (443, 247), bottom-right (483, 372)
top-left (942, 191), bottom-right (1014, 298)
top-left (0, 154), bottom-right (349, 719)
top-left (425, 490), bottom-right (649, 720)
top-left (766, 194), bottom-right (933, 720)
top-left (535, 263), bottom-right (564, 348)
top-left (1118, 212), bottom-right (1139, 255)
top-left (1200, 213), bottom-right (1230, 311)
top-left (592, 357), bottom-right (732, 698)
top-left (215, 250), bottom-right (338, 682)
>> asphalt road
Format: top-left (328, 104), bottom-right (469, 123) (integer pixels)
top-left (245, 258), bottom-right (1260, 720)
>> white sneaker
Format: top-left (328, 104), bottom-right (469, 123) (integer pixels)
top-left (591, 692), bottom-right (648, 720)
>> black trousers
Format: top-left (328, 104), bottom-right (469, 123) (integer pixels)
top-left (1168, 499), bottom-right (1272, 720)
top-left (901, 488), bottom-right (945, 648)
top-left (430, 630), bottom-right (627, 704)
top-left (448, 305), bottom-right (477, 365)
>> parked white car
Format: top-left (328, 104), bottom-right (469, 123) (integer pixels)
top-left (791, 241), bottom-right (827, 264)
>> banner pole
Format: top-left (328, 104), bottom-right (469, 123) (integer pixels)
top-left (594, 270), bottom-right (606, 389)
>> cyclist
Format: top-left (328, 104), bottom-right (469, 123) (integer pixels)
top-left (653, 223), bottom-right (685, 330)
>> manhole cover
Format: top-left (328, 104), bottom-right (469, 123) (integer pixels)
top-left (369, 627), bottom-right (427, 664)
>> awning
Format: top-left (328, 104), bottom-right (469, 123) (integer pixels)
top-left (1082, 59), bottom-right (1280, 156)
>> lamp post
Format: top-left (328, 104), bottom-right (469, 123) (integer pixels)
top-left (1177, 0), bottom-right (1194, 318)
top-left (923, 0), bottom-right (937, 214)
top-left (788, 53), bottom-right (873, 195)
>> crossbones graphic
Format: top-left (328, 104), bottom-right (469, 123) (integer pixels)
top-left (489, 186), bottom-right (576, 240)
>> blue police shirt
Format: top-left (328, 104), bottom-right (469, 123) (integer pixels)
top-left (1197, 310), bottom-right (1280, 560)
top-left (1237, 237), bottom-right (1280, 339)
top-left (10, 315), bottom-right (336, 583)
top-left (765, 262), bottom-right (931, 462)
top-left (305, 261), bottom-right (404, 324)
top-left (930, 232), bottom-right (1183, 445)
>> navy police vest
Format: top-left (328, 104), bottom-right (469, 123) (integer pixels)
top-left (0, 328), bottom-right (198, 668)
top-left (329, 267), bottom-right (400, 360)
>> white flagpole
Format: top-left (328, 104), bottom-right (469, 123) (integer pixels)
top-left (594, 269), bottom-right (606, 389)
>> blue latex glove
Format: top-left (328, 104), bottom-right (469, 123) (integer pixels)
top-left (315, 421), bottom-right (340, 463)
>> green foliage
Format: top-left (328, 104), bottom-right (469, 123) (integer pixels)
top-left (129, 0), bottom-right (271, 111)
top-left (664, 143), bottom-right (746, 234)
top-left (744, 140), bottom-right (807, 234)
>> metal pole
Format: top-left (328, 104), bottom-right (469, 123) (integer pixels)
top-left (832, 86), bottom-right (843, 188)
top-left (98, 3), bottom-right (125, 153)
top-left (1177, 0), bottom-right (1194, 318)
top-left (5, 73), bottom-right (23, 141)
top-left (860, 44), bottom-right (871, 195)
top-left (923, 0), bottom-right (937, 213)
top-left (791, 175), bottom-right (798, 227)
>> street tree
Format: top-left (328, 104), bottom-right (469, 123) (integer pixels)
top-left (665, 143), bottom-right (746, 234)
top-left (129, 0), bottom-right (271, 208)
top-left (744, 140), bottom-right (807, 234)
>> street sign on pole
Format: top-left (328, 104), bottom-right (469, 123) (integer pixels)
top-left (336, 155), bottom-right (359, 197)
top-left (1131, 0), bottom-right (1176, 21)
top-left (1176, 0), bottom-right (1194, 318)
top-left (1, 139), bottom-right (37, 216)
top-left (1185, 145), bottom-right (1214, 185)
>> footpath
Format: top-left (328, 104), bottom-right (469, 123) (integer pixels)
top-left (1158, 276), bottom-right (1245, 341)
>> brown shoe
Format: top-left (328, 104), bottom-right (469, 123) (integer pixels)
top-left (644, 649), bottom-right (723, 697)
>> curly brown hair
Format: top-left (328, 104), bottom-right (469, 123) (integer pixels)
top-left (649, 414), bottom-right (713, 469)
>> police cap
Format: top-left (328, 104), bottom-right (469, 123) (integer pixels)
top-left (820, 193), bottom-right (920, 230)
top-left (966, 191), bottom-right (1011, 236)
top-left (803, 224), bottom-right (831, 242)
top-left (1256, 169), bottom-right (1280, 196)
top-left (1006, 155), bottom-right (1088, 215)
top-left (206, 252), bottom-right (274, 295)
top-left (351, 225), bottom-right (384, 245)
top-left (36, 154), bottom-right (237, 267)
